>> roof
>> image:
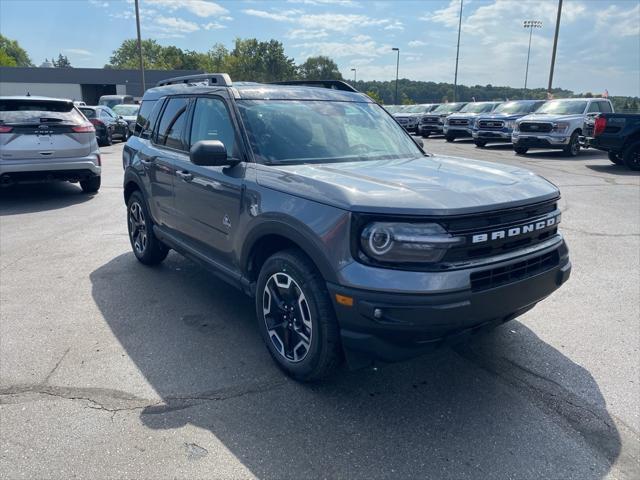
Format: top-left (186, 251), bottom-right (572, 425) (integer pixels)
top-left (0, 95), bottom-right (73, 102)
top-left (142, 81), bottom-right (372, 103)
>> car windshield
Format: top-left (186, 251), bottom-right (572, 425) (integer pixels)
top-left (403, 105), bottom-right (430, 113)
top-left (237, 100), bottom-right (423, 165)
top-left (493, 101), bottom-right (540, 114)
top-left (459, 103), bottom-right (498, 113)
top-left (100, 99), bottom-right (122, 109)
top-left (385, 105), bottom-right (401, 113)
top-left (113, 104), bottom-right (139, 116)
top-left (432, 103), bottom-right (464, 114)
top-left (534, 100), bottom-right (587, 115)
top-left (0, 99), bottom-right (84, 124)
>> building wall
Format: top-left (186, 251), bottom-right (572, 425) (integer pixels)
top-left (0, 82), bottom-right (83, 100)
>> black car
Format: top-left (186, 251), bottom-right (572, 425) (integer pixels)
top-left (79, 106), bottom-right (129, 146)
top-left (580, 113), bottom-right (640, 171)
top-left (122, 74), bottom-right (570, 381)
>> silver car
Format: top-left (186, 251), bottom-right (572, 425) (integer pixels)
top-left (0, 96), bottom-right (101, 193)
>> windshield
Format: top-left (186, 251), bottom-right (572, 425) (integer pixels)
top-left (0, 99), bottom-right (84, 124)
top-left (385, 105), bottom-right (401, 113)
top-left (535, 100), bottom-right (587, 115)
top-left (403, 105), bottom-right (430, 113)
top-left (432, 103), bottom-right (465, 114)
top-left (113, 104), bottom-right (139, 116)
top-left (494, 101), bottom-right (540, 114)
top-left (459, 102), bottom-right (498, 114)
top-left (99, 98), bottom-right (123, 109)
top-left (237, 100), bottom-right (423, 164)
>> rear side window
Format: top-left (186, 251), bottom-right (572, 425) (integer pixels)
top-left (189, 97), bottom-right (236, 156)
top-left (155, 97), bottom-right (189, 150)
top-left (79, 108), bottom-right (96, 119)
top-left (599, 101), bottom-right (613, 113)
top-left (0, 100), bottom-right (85, 124)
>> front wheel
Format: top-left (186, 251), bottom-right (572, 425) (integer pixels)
top-left (474, 140), bottom-right (487, 148)
top-left (563, 132), bottom-right (580, 157)
top-left (608, 151), bottom-right (624, 165)
top-left (445, 134), bottom-right (455, 143)
top-left (256, 249), bottom-right (342, 381)
top-left (623, 142), bottom-right (640, 171)
top-left (514, 145), bottom-right (528, 155)
top-left (421, 132), bottom-right (430, 139)
top-left (127, 191), bottom-right (169, 265)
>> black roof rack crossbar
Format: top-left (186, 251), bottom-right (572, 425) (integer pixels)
top-left (156, 73), bottom-right (232, 87)
top-left (270, 80), bottom-right (358, 92)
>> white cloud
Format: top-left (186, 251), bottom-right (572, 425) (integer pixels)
top-left (287, 0), bottom-right (359, 5)
top-left (156, 16), bottom-right (200, 33)
top-left (89, 0), bottom-right (109, 8)
top-left (203, 22), bottom-right (226, 30)
top-left (596, 3), bottom-right (639, 37)
top-left (287, 29), bottom-right (330, 39)
top-left (242, 9), bottom-right (303, 22)
top-left (63, 48), bottom-right (93, 56)
top-left (384, 20), bottom-right (404, 31)
top-left (143, 0), bottom-right (228, 17)
top-left (408, 40), bottom-right (427, 48)
top-left (352, 34), bottom-right (371, 42)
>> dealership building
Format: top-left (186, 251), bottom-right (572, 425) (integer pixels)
top-left (0, 67), bottom-right (203, 104)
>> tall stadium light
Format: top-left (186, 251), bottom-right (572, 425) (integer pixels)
top-left (453, 0), bottom-right (463, 102)
top-left (548, 0), bottom-right (563, 93)
top-left (392, 47), bottom-right (400, 104)
top-left (523, 20), bottom-right (543, 91)
top-left (135, 0), bottom-right (145, 93)
top-left (351, 68), bottom-right (357, 83)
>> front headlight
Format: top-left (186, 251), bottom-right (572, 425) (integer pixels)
top-left (360, 222), bottom-right (464, 264)
top-left (504, 120), bottom-right (515, 129)
top-left (513, 122), bottom-right (520, 133)
top-left (552, 122), bottom-right (570, 133)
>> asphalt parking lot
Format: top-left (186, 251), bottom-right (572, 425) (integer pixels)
top-left (1, 138), bottom-right (638, 479)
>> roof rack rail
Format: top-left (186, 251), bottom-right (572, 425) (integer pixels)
top-left (270, 80), bottom-right (358, 93)
top-left (156, 73), bottom-right (232, 87)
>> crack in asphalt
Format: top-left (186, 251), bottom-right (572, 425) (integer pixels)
top-left (560, 227), bottom-right (640, 238)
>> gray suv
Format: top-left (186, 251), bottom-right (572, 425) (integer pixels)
top-left (0, 96), bottom-right (101, 192)
top-left (123, 74), bottom-right (571, 381)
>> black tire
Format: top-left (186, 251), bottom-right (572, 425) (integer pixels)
top-left (563, 131), bottom-right (580, 157)
top-left (514, 145), bottom-right (528, 155)
top-left (608, 151), bottom-right (623, 165)
top-left (104, 130), bottom-right (113, 146)
top-left (80, 176), bottom-right (101, 193)
top-left (475, 140), bottom-right (487, 148)
top-left (256, 249), bottom-right (342, 381)
top-left (421, 132), bottom-right (430, 138)
top-left (623, 142), bottom-right (640, 171)
top-left (445, 134), bottom-right (455, 143)
top-left (126, 190), bottom-right (169, 265)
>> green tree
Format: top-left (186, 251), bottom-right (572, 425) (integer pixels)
top-left (366, 90), bottom-right (383, 104)
top-left (297, 56), bottom-right (342, 80)
top-left (106, 39), bottom-right (167, 69)
top-left (0, 34), bottom-right (33, 67)
top-left (226, 38), bottom-right (297, 82)
top-left (53, 53), bottom-right (72, 68)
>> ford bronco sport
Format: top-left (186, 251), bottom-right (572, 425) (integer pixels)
top-left (122, 74), bottom-right (571, 381)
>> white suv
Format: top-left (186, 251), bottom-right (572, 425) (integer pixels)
top-left (512, 98), bottom-right (614, 156)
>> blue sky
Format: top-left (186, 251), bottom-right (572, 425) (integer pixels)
top-left (1, 0), bottom-right (638, 96)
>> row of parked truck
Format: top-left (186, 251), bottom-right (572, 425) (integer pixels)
top-left (385, 98), bottom-right (639, 170)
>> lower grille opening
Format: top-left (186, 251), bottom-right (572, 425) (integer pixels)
top-left (470, 251), bottom-right (559, 291)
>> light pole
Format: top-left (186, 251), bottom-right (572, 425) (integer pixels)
top-left (453, 0), bottom-right (463, 102)
top-left (351, 68), bottom-right (356, 83)
top-left (134, 0), bottom-right (145, 93)
top-left (392, 47), bottom-right (399, 104)
top-left (523, 20), bottom-right (542, 91)
top-left (548, 0), bottom-right (563, 93)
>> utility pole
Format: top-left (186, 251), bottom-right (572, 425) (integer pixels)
top-left (351, 68), bottom-right (356, 83)
top-left (135, 0), bottom-right (146, 94)
top-left (453, 0), bottom-right (463, 102)
top-left (392, 47), bottom-right (400, 104)
top-left (523, 20), bottom-right (542, 90)
top-left (548, 0), bottom-right (563, 93)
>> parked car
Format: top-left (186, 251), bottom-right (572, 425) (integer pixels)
top-left (443, 102), bottom-right (502, 142)
top-left (98, 94), bottom-right (135, 109)
top-left (384, 105), bottom-right (403, 114)
top-left (73, 100), bottom-right (86, 106)
top-left (0, 96), bottom-right (101, 192)
top-left (512, 98), bottom-right (614, 156)
top-left (112, 104), bottom-right (140, 135)
top-left (79, 105), bottom-right (129, 146)
top-left (419, 102), bottom-right (467, 137)
top-left (472, 100), bottom-right (546, 147)
top-left (580, 113), bottom-right (640, 170)
top-left (122, 74), bottom-right (570, 381)
top-left (393, 104), bottom-right (439, 133)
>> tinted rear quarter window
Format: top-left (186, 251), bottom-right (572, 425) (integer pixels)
top-left (0, 100), bottom-right (84, 124)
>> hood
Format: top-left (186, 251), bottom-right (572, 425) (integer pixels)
top-left (477, 112), bottom-right (528, 121)
top-left (256, 156), bottom-right (559, 216)
top-left (518, 113), bottom-right (584, 123)
top-left (447, 112), bottom-right (485, 120)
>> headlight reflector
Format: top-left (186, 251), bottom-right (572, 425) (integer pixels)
top-left (360, 222), bottom-right (464, 264)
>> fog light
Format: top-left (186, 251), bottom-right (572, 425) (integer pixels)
top-left (373, 308), bottom-right (383, 319)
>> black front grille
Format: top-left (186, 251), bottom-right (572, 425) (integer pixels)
top-left (478, 120), bottom-right (504, 129)
top-left (520, 122), bottom-right (553, 133)
top-left (449, 119), bottom-right (469, 126)
top-left (470, 251), bottom-right (559, 291)
top-left (422, 116), bottom-right (439, 124)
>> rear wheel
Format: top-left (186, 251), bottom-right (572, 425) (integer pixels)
top-left (80, 176), bottom-right (101, 193)
top-left (127, 191), bottom-right (169, 265)
top-left (514, 145), bottom-right (528, 155)
top-left (475, 140), bottom-right (487, 148)
top-left (623, 142), bottom-right (640, 171)
top-left (563, 131), bottom-right (580, 157)
top-left (608, 151), bottom-right (624, 165)
top-left (256, 249), bottom-right (342, 382)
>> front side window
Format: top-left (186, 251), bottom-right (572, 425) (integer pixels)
top-left (155, 97), bottom-right (189, 150)
top-left (587, 102), bottom-right (600, 113)
top-left (599, 101), bottom-right (613, 113)
top-left (189, 97), bottom-right (236, 156)
top-left (237, 100), bottom-right (422, 164)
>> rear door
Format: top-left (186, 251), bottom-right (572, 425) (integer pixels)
top-left (0, 99), bottom-right (92, 160)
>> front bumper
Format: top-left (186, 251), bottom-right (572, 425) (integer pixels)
top-left (0, 155), bottom-right (101, 184)
top-left (512, 133), bottom-right (570, 149)
top-left (444, 126), bottom-right (473, 138)
top-left (473, 129), bottom-right (512, 142)
top-left (328, 237), bottom-right (570, 368)
top-left (419, 124), bottom-right (443, 135)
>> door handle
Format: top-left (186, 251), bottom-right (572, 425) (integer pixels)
top-left (176, 170), bottom-right (193, 182)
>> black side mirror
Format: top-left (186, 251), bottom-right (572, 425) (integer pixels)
top-left (190, 140), bottom-right (236, 167)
